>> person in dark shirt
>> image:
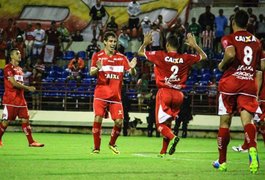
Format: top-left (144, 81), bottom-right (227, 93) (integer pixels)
top-left (86, 38), bottom-right (100, 60)
top-left (72, 30), bottom-right (84, 42)
top-left (198, 5), bottom-right (215, 31)
top-left (106, 16), bottom-right (119, 33)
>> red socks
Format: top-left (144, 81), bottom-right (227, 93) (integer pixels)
top-left (160, 138), bottom-right (170, 154)
top-left (0, 123), bottom-right (7, 141)
top-left (244, 123), bottom-right (257, 148)
top-left (157, 124), bottom-right (175, 140)
top-left (21, 122), bottom-right (34, 144)
top-left (217, 128), bottom-right (230, 164)
top-left (92, 122), bottom-right (102, 150)
top-left (109, 125), bottom-right (121, 146)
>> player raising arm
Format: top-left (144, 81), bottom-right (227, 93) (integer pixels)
top-left (138, 32), bottom-right (206, 157)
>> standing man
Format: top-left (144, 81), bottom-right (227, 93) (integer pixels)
top-left (89, 0), bottom-right (106, 40)
top-left (0, 48), bottom-right (44, 147)
top-left (212, 10), bottom-right (265, 174)
top-left (138, 33), bottom-right (207, 157)
top-left (127, 0), bottom-right (141, 36)
top-left (198, 5), bottom-right (215, 31)
top-left (90, 31), bottom-right (137, 154)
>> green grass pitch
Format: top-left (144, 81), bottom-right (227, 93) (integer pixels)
top-left (0, 132), bottom-right (264, 180)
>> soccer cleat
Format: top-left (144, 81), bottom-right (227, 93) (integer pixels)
top-left (249, 147), bottom-right (259, 174)
top-left (29, 141), bottom-right (44, 147)
top-left (157, 153), bottom-right (166, 158)
top-left (91, 149), bottom-right (100, 154)
top-left (0, 140), bottom-right (3, 147)
top-left (232, 145), bottom-right (248, 153)
top-left (212, 160), bottom-right (227, 172)
top-left (168, 136), bottom-right (180, 155)
top-left (109, 144), bottom-right (120, 154)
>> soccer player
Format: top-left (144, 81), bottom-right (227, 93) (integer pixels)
top-left (138, 32), bottom-right (207, 156)
top-left (90, 31), bottom-right (137, 154)
top-left (0, 48), bottom-right (44, 147)
top-left (212, 10), bottom-right (265, 174)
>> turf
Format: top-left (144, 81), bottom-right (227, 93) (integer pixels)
top-left (0, 132), bottom-right (264, 180)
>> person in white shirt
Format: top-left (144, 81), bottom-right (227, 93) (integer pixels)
top-left (32, 23), bottom-right (45, 57)
top-left (127, 0), bottom-right (141, 34)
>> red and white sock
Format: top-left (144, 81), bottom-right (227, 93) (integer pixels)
top-left (21, 122), bottom-right (34, 144)
top-left (109, 125), bottom-right (121, 146)
top-left (92, 122), bottom-right (102, 150)
top-left (244, 123), bottom-right (257, 148)
top-left (217, 128), bottom-right (230, 164)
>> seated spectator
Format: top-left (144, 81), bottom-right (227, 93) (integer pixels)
top-left (57, 22), bottom-right (72, 52)
top-left (32, 57), bottom-right (45, 110)
top-left (24, 23), bottom-right (35, 58)
top-left (71, 30), bottom-right (84, 42)
top-left (86, 38), bottom-right (100, 60)
top-left (118, 26), bottom-right (130, 54)
top-left (105, 16), bottom-right (119, 33)
top-left (66, 54), bottom-right (85, 83)
top-left (136, 73), bottom-right (150, 111)
top-left (13, 35), bottom-right (26, 67)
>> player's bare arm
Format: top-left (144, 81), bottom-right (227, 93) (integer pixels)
top-left (218, 46), bottom-right (235, 72)
top-left (256, 70), bottom-right (262, 100)
top-left (129, 57), bottom-right (137, 76)
top-left (90, 60), bottom-right (102, 76)
top-left (185, 33), bottom-right (207, 60)
top-left (138, 32), bottom-right (152, 57)
top-left (8, 77), bottom-right (36, 92)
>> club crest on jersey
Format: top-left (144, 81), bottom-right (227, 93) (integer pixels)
top-left (164, 56), bottom-right (183, 64)
top-left (105, 73), bottom-right (119, 79)
top-left (235, 35), bottom-right (256, 42)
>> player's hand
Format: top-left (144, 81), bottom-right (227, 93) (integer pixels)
top-left (129, 57), bottom-right (137, 69)
top-left (27, 86), bottom-right (36, 92)
top-left (96, 60), bottom-right (102, 70)
top-left (185, 33), bottom-right (197, 48)
top-left (143, 32), bottom-right (152, 46)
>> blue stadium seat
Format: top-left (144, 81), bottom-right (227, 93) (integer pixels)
top-left (0, 69), bottom-right (3, 79)
top-left (78, 51), bottom-right (86, 60)
top-left (63, 50), bottom-right (75, 60)
top-left (125, 52), bottom-right (134, 60)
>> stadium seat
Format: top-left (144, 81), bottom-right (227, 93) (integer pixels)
top-left (63, 50), bottom-right (75, 60)
top-left (0, 68), bottom-right (3, 79)
top-left (78, 51), bottom-right (86, 60)
top-left (125, 52), bottom-right (134, 60)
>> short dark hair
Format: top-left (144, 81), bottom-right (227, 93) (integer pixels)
top-left (103, 31), bottom-right (117, 41)
top-left (166, 35), bottom-right (179, 49)
top-left (234, 10), bottom-right (249, 28)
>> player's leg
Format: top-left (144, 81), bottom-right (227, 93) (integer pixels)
top-left (92, 99), bottom-right (106, 153)
top-left (0, 120), bottom-right (9, 147)
top-left (108, 103), bottom-right (124, 154)
top-left (19, 107), bottom-right (44, 147)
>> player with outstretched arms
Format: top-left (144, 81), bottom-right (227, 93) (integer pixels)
top-left (138, 32), bottom-right (207, 157)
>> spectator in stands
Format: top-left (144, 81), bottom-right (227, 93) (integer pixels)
top-left (89, 31), bottom-right (137, 154)
top-left (3, 18), bottom-right (19, 51)
top-left (229, 5), bottom-right (239, 33)
top-left (138, 32), bottom-right (207, 157)
top-left (71, 30), bottom-right (84, 42)
top-left (256, 14), bottom-right (265, 39)
top-left (173, 93), bottom-right (192, 138)
top-left (127, 0), bottom-right (141, 37)
top-left (146, 89), bottom-right (160, 137)
top-left (188, 17), bottom-right (201, 45)
top-left (247, 8), bottom-right (257, 28)
top-left (106, 16), bottom-right (119, 33)
top-left (154, 15), bottom-right (168, 48)
top-left (169, 18), bottom-right (186, 52)
top-left (22, 59), bottom-right (33, 86)
top-left (66, 53), bottom-right (85, 84)
top-left (121, 83), bottom-right (131, 136)
top-left (136, 73), bottom-right (150, 111)
top-left (45, 21), bottom-right (61, 62)
top-left (13, 35), bottom-right (26, 67)
top-left (24, 23), bottom-right (35, 58)
top-left (150, 23), bottom-right (162, 51)
top-left (86, 38), bottom-right (100, 60)
top-left (140, 16), bottom-right (151, 36)
top-left (0, 36), bottom-right (7, 67)
top-left (57, 22), bottom-right (72, 52)
top-left (202, 25), bottom-right (214, 59)
top-left (214, 9), bottom-right (228, 53)
top-left (198, 5), bottom-right (215, 31)
top-left (89, 0), bottom-right (106, 40)
top-left (247, 18), bottom-right (256, 35)
top-left (32, 23), bottom-right (45, 57)
top-left (118, 26), bottom-right (130, 54)
top-left (32, 57), bottom-right (45, 110)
